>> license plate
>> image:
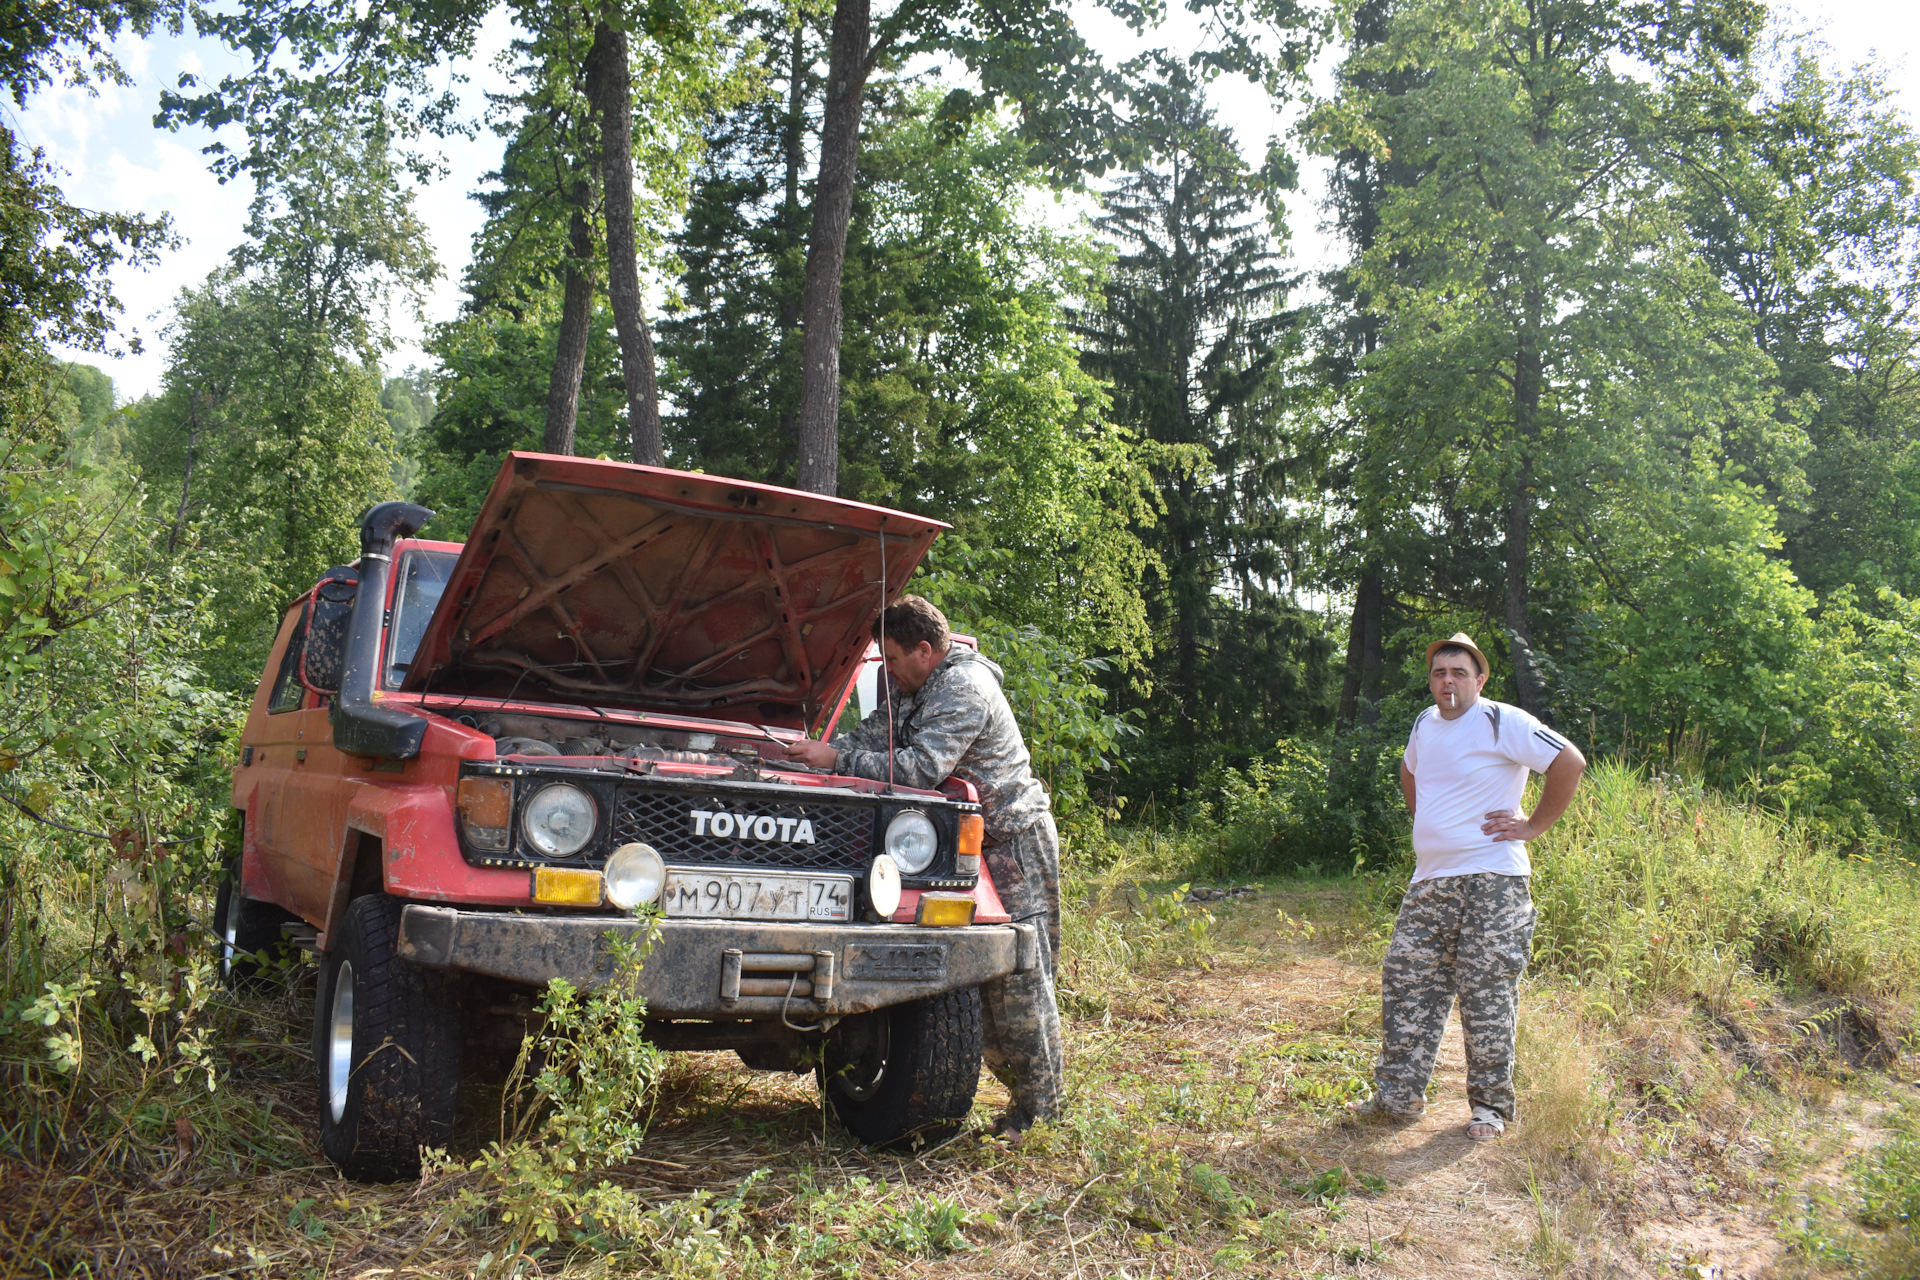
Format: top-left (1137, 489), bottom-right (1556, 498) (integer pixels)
top-left (661, 868), bottom-right (854, 922)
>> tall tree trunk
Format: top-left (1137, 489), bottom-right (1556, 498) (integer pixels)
top-left (775, 21), bottom-right (809, 461)
top-left (1172, 478), bottom-right (1202, 793)
top-left (794, 0), bottom-right (872, 495)
top-left (1338, 558), bottom-right (1385, 729)
top-left (1359, 566), bottom-right (1385, 724)
top-left (587, 19), bottom-right (664, 467)
top-left (1507, 325), bottom-right (1548, 717)
top-left (543, 191), bottom-right (596, 456)
top-left (781, 21), bottom-right (807, 241)
top-left (1339, 590), bottom-right (1364, 729)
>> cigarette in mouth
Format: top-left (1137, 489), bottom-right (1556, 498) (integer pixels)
top-left (1448, 690), bottom-right (1456, 708)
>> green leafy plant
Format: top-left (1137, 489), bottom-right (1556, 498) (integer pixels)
top-left (439, 927), bottom-right (666, 1257)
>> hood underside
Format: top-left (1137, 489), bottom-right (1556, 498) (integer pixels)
top-left (399, 453), bottom-right (946, 731)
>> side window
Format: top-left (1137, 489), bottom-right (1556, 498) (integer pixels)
top-left (267, 606), bottom-right (310, 714)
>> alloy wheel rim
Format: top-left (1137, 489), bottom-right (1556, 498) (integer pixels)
top-left (327, 960), bottom-right (354, 1123)
top-left (837, 1018), bottom-right (891, 1102)
top-left (220, 883), bottom-right (241, 974)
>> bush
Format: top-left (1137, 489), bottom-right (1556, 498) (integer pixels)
top-left (434, 930), bottom-right (665, 1259)
top-left (1530, 761), bottom-right (1920, 1012)
top-left (1127, 714), bottom-right (1416, 883)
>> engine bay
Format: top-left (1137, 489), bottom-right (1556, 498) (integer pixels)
top-left (445, 709), bottom-right (810, 770)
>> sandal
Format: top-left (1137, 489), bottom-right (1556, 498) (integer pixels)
top-left (1466, 1106), bottom-right (1506, 1141)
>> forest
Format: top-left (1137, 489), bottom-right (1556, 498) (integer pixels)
top-left (6, 0), bottom-right (1920, 1273)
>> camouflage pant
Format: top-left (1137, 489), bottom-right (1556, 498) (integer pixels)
top-left (1372, 872), bottom-right (1536, 1122)
top-left (980, 813), bottom-right (1064, 1123)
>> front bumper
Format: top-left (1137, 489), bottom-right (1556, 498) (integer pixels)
top-left (397, 905), bottom-right (1033, 1018)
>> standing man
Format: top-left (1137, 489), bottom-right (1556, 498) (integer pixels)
top-left (1350, 632), bottom-right (1586, 1140)
top-left (782, 595), bottom-right (1064, 1139)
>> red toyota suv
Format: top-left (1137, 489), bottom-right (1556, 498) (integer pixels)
top-left (223, 453), bottom-right (1035, 1180)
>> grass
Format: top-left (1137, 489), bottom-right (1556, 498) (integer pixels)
top-left (1531, 761), bottom-right (1920, 1014)
top-left (1, 761), bottom-right (1917, 1275)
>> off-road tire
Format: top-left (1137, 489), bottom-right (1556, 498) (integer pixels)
top-left (817, 988), bottom-right (983, 1149)
top-left (313, 894), bottom-right (464, 1181)
top-left (215, 857), bottom-right (292, 989)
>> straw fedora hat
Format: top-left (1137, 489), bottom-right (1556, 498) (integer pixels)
top-left (1425, 632), bottom-right (1487, 675)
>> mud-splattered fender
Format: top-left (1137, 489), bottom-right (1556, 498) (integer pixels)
top-left (345, 782), bottom-right (532, 909)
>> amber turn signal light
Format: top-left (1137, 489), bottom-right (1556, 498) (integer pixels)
top-left (954, 813), bottom-right (984, 877)
top-left (533, 866), bottom-right (605, 906)
top-left (915, 892), bottom-right (976, 927)
top-left (458, 777), bottom-right (512, 852)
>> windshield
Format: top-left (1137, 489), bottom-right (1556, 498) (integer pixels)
top-left (384, 550), bottom-right (457, 688)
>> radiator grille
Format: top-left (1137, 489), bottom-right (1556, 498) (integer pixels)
top-left (611, 789), bottom-right (873, 870)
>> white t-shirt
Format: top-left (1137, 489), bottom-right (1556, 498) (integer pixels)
top-left (1403, 698), bottom-right (1570, 881)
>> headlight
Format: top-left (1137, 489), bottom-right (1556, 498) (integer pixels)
top-left (867, 854), bottom-right (902, 918)
top-left (884, 810), bottom-right (939, 876)
top-left (523, 783), bottom-right (597, 857)
top-left (604, 842), bottom-right (666, 909)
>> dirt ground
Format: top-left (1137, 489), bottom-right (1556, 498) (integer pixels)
top-left (1, 885), bottom-right (1908, 1278)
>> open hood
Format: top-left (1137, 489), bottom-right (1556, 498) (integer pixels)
top-left (399, 453), bottom-right (947, 732)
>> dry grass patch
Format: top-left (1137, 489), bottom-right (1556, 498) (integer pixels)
top-left (3, 871), bottom-right (1916, 1278)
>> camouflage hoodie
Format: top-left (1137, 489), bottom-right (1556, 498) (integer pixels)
top-left (831, 645), bottom-right (1051, 841)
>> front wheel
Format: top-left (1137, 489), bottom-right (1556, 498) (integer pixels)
top-left (817, 988), bottom-right (982, 1149)
top-left (313, 894), bottom-right (464, 1181)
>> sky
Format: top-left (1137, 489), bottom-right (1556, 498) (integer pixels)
top-left (9, 2), bottom-right (1919, 401)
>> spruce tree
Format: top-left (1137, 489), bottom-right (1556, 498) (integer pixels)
top-left (1078, 63), bottom-right (1328, 797)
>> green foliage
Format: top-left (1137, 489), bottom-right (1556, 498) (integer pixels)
top-left (1854, 1132), bottom-right (1920, 1233)
top-left (0, 475), bottom-right (263, 1180)
top-left (1080, 62), bottom-right (1334, 797)
top-left (1761, 588), bottom-right (1920, 849)
top-left (1560, 474), bottom-right (1815, 758)
top-left (1851, 1117), bottom-right (1920, 1277)
top-left (1301, 0), bottom-right (1920, 860)
top-left (440, 930), bottom-right (665, 1257)
top-left (1529, 762), bottom-right (1920, 1013)
top-left (418, 300), bottom-right (637, 536)
top-left (1308, 0), bottom-right (1787, 723)
top-left (1678, 48), bottom-right (1920, 599)
top-left (0, 441), bottom-right (130, 719)
top-left (126, 111), bottom-right (427, 686)
top-left (1057, 857), bottom-right (1222, 1017)
top-left (0, 127), bottom-right (172, 440)
top-left (127, 283), bottom-right (400, 686)
top-left (413, 0), bottom-right (757, 521)
top-left (669, 94), bottom-right (1163, 663)
top-left (1205, 738), bottom-right (1343, 874)
top-left (380, 368), bottom-right (433, 493)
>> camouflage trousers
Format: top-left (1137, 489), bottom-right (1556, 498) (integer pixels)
top-left (980, 813), bottom-right (1064, 1124)
top-left (1372, 872), bottom-right (1536, 1123)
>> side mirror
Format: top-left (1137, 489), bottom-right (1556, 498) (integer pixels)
top-left (300, 569), bottom-right (361, 694)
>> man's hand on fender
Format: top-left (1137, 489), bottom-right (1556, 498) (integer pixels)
top-left (782, 739), bottom-right (839, 769)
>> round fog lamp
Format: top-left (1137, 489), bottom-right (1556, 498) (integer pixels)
top-left (523, 783), bottom-right (597, 857)
top-left (884, 810), bottom-right (939, 876)
top-left (604, 842), bottom-right (666, 910)
top-left (867, 854), bottom-right (903, 918)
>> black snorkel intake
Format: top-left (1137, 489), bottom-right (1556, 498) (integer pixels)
top-left (330, 501), bottom-right (436, 758)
